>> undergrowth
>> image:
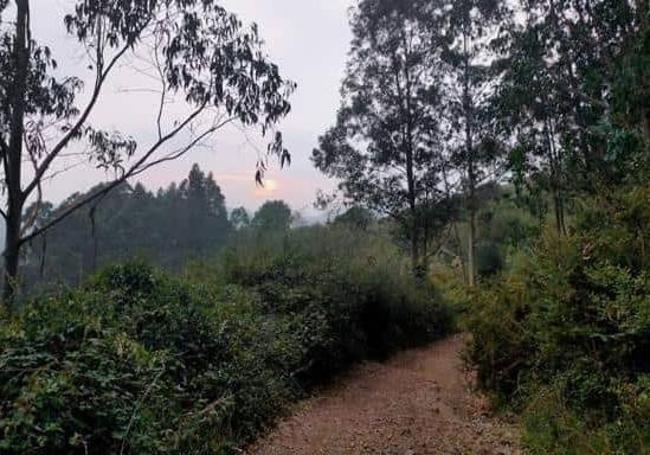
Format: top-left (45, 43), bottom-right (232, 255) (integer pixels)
top-left (0, 225), bottom-right (451, 454)
top-left (464, 186), bottom-right (650, 454)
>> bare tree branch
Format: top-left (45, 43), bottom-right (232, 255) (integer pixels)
top-left (153, 30), bottom-right (167, 141)
top-left (22, 21), bottom-right (150, 200)
top-left (21, 143), bottom-right (43, 235)
top-left (130, 116), bottom-right (236, 178)
top-left (20, 99), bottom-right (210, 245)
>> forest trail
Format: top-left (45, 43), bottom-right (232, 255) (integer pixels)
top-left (246, 334), bottom-right (521, 454)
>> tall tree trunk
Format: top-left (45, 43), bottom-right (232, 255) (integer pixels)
top-left (400, 29), bottom-right (419, 275)
top-left (441, 161), bottom-right (467, 282)
top-left (545, 119), bottom-right (567, 236)
top-left (422, 191), bottom-right (429, 262)
top-left (406, 149), bottom-right (419, 272)
top-left (467, 161), bottom-right (477, 288)
top-left (3, 210), bottom-right (23, 304)
top-left (3, 0), bottom-right (31, 307)
top-left (462, 26), bottom-right (477, 288)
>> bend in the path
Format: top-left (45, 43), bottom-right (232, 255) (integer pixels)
top-left (247, 334), bottom-right (520, 455)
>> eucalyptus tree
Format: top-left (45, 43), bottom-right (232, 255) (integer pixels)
top-left (230, 207), bottom-right (251, 231)
top-left (491, 0), bottom-right (649, 237)
top-left (511, 1), bottom-right (646, 189)
top-left (493, 20), bottom-right (571, 235)
top-left (439, 0), bottom-right (508, 286)
top-left (252, 200), bottom-right (292, 232)
top-left (313, 0), bottom-right (447, 271)
top-left (0, 0), bottom-right (295, 304)
top-left (610, 1), bottom-right (650, 172)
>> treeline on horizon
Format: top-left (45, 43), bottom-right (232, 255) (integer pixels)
top-left (18, 164), bottom-right (299, 292)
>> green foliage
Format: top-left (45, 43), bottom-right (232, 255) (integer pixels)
top-left (251, 200), bottom-right (293, 232)
top-left (333, 206), bottom-right (374, 231)
top-left (23, 165), bottom-right (232, 289)
top-left (521, 382), bottom-right (650, 455)
top-left (448, 192), bottom-right (540, 280)
top-left (0, 0), bottom-right (296, 306)
top-left (465, 187), bottom-right (650, 452)
top-left (229, 207), bottom-right (251, 231)
top-left (312, 0), bottom-right (453, 267)
top-left (0, 224), bottom-right (451, 453)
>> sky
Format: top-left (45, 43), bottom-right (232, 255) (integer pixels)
top-left (29, 0), bottom-right (353, 217)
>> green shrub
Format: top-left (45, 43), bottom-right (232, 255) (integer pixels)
top-left (1, 224), bottom-right (451, 453)
top-left (465, 186), bottom-right (650, 453)
top-left (476, 241), bottom-right (505, 277)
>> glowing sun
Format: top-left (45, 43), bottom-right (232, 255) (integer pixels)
top-left (263, 179), bottom-right (279, 192)
top-left (254, 178), bottom-right (279, 198)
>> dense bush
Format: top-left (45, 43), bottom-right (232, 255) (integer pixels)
top-left (465, 186), bottom-right (650, 453)
top-left (447, 195), bottom-right (541, 280)
top-left (0, 226), bottom-right (451, 454)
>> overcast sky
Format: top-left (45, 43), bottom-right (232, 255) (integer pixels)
top-left (30, 1), bottom-right (352, 216)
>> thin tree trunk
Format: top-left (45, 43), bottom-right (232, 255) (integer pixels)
top-left (422, 191), bottom-right (429, 262)
top-left (406, 147), bottom-right (419, 272)
top-left (441, 160), bottom-right (467, 281)
top-left (559, 196), bottom-right (567, 235)
top-left (462, 25), bottom-right (477, 288)
top-left (3, 213), bottom-right (22, 304)
top-left (400, 28), bottom-right (419, 275)
top-left (467, 172), bottom-right (477, 288)
top-left (545, 119), bottom-right (567, 236)
top-left (3, 0), bottom-right (31, 307)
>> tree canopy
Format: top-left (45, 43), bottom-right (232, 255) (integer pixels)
top-left (22, 164), bottom-right (233, 288)
top-left (313, 0), bottom-right (448, 270)
top-left (252, 200), bottom-right (293, 232)
top-left (0, 0), bottom-right (295, 304)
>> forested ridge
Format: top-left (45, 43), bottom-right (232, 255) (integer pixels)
top-left (18, 164), bottom-right (291, 291)
top-left (0, 0), bottom-right (649, 453)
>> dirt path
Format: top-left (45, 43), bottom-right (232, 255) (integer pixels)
top-left (246, 334), bottom-right (520, 454)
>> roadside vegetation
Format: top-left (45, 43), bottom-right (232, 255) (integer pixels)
top-left (464, 188), bottom-right (650, 453)
top-left (0, 221), bottom-right (451, 453)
